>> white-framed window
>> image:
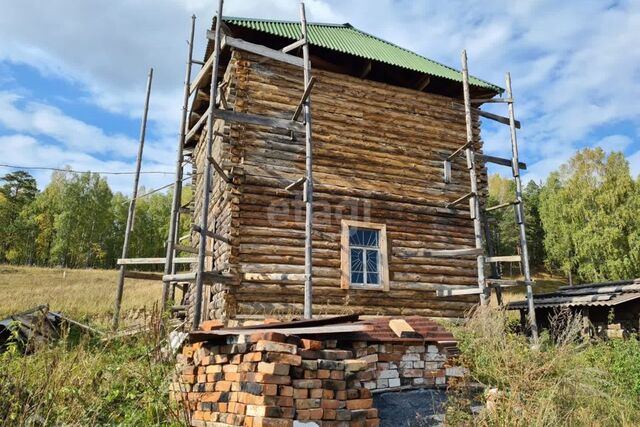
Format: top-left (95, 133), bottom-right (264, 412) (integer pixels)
top-left (340, 220), bottom-right (389, 291)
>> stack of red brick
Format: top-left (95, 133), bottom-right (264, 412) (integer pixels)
top-left (172, 333), bottom-right (379, 427)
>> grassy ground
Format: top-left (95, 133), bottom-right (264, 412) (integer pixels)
top-left (0, 264), bottom-right (161, 326)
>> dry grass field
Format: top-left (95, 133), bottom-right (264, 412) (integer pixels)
top-left (0, 264), bottom-right (161, 325)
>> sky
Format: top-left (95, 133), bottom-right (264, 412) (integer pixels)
top-left (0, 0), bottom-right (638, 193)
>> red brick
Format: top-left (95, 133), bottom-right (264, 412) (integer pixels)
top-left (346, 399), bottom-right (373, 410)
top-left (309, 408), bottom-right (323, 420)
top-left (255, 340), bottom-right (297, 354)
top-left (258, 362), bottom-right (290, 375)
top-left (262, 352), bottom-right (302, 366)
top-left (300, 339), bottom-right (323, 350)
top-left (293, 388), bottom-right (308, 399)
top-left (279, 385), bottom-right (293, 396)
top-left (200, 320), bottom-right (224, 331)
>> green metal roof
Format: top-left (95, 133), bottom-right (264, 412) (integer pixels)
top-left (224, 17), bottom-right (502, 93)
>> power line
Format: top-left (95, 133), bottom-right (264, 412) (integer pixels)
top-left (0, 163), bottom-right (174, 175)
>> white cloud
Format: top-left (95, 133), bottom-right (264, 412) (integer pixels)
top-left (0, 0), bottom-right (638, 191)
top-left (0, 133), bottom-right (174, 194)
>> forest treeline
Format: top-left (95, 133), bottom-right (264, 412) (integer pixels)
top-left (0, 169), bottom-right (189, 269)
top-left (1, 148), bottom-right (639, 283)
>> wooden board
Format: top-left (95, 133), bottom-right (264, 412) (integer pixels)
top-left (389, 318), bottom-right (421, 338)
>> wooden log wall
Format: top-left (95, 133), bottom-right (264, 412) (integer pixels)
top-left (193, 49), bottom-right (489, 320)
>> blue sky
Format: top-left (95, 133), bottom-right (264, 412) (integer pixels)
top-left (0, 0), bottom-right (638, 193)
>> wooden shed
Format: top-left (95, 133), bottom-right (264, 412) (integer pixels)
top-left (182, 17), bottom-right (503, 323)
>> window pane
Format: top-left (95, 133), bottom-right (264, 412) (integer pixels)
top-left (367, 272), bottom-right (379, 285)
top-left (349, 227), bottom-right (379, 247)
top-left (350, 248), bottom-right (363, 272)
top-left (351, 271), bottom-right (364, 284)
top-left (366, 250), bottom-right (379, 273)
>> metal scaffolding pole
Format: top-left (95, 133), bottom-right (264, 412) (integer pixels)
top-left (193, 0), bottom-right (224, 329)
top-left (461, 50), bottom-right (488, 305)
top-left (506, 72), bottom-right (538, 341)
top-left (162, 15), bottom-right (197, 311)
top-left (300, 1), bottom-right (314, 319)
top-left (112, 68), bottom-right (154, 330)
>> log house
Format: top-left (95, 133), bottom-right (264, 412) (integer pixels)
top-left (185, 17), bottom-right (503, 322)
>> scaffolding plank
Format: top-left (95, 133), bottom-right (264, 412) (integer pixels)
top-left (487, 279), bottom-right (534, 288)
top-left (486, 255), bottom-right (522, 263)
top-left (123, 271), bottom-right (164, 281)
top-left (211, 109), bottom-right (305, 132)
top-left (162, 271), bottom-right (234, 284)
top-left (477, 153), bottom-right (527, 170)
top-left (436, 287), bottom-right (484, 297)
top-left (117, 257), bottom-right (196, 265)
top-left (186, 107), bottom-right (210, 142)
top-left (470, 98), bottom-right (512, 104)
top-left (189, 54), bottom-right (215, 95)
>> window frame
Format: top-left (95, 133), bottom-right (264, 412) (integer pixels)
top-left (340, 220), bottom-right (389, 291)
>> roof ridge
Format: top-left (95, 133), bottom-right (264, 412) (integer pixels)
top-left (223, 15), bottom-right (349, 28)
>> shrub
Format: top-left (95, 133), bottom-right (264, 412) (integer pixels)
top-left (447, 307), bottom-right (640, 426)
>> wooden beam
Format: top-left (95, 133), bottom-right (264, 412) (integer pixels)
top-left (395, 247), bottom-right (483, 259)
top-left (292, 76), bottom-right (317, 121)
top-left (470, 98), bottom-right (512, 104)
top-left (486, 255), bottom-right (522, 263)
top-left (117, 257), bottom-right (196, 265)
top-left (445, 191), bottom-right (474, 209)
top-left (207, 156), bottom-right (231, 183)
top-left (359, 60), bottom-right (372, 79)
top-left (212, 108), bottom-right (305, 132)
top-left (243, 273), bottom-right (306, 282)
top-left (175, 244), bottom-right (213, 257)
top-left (452, 102), bottom-right (522, 128)
top-left (163, 271), bottom-right (234, 284)
top-left (389, 319), bottom-right (420, 338)
top-left (211, 33), bottom-right (305, 68)
top-left (186, 108), bottom-right (210, 142)
top-left (435, 287), bottom-right (484, 297)
top-left (477, 153), bottom-right (527, 170)
top-left (415, 74), bottom-right (431, 91)
top-left (487, 279), bottom-right (534, 288)
top-left (189, 54), bottom-right (215, 95)
top-left (123, 271), bottom-right (164, 281)
top-left (191, 224), bottom-right (231, 244)
top-left (282, 38), bottom-right (306, 53)
top-left (285, 176), bottom-right (306, 191)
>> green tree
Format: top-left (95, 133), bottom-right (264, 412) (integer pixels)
top-left (539, 148), bottom-right (640, 283)
top-left (0, 171), bottom-right (38, 263)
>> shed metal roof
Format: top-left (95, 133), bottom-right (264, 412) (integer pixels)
top-left (224, 17), bottom-right (502, 93)
top-left (507, 279), bottom-right (640, 310)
